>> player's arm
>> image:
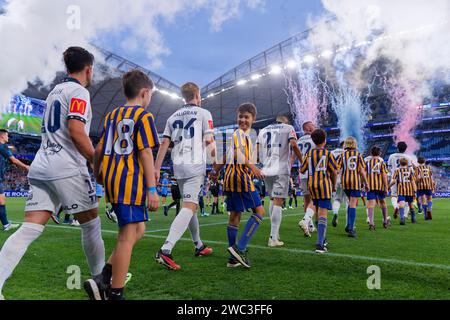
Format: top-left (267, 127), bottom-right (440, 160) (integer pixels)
top-left (139, 148), bottom-right (159, 212)
top-left (8, 156), bottom-right (30, 171)
top-left (154, 137), bottom-right (170, 183)
top-left (290, 139), bottom-right (303, 164)
top-left (203, 111), bottom-right (218, 168)
top-left (93, 142), bottom-right (104, 184)
top-left (236, 136), bottom-right (264, 180)
top-left (389, 171), bottom-right (398, 188)
top-left (68, 119), bottom-right (95, 166)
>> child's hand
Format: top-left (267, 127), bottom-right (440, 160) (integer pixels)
top-left (252, 167), bottom-right (265, 180)
top-left (147, 192), bottom-right (159, 212)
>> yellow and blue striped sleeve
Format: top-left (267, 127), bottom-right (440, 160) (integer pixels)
top-left (382, 162), bottom-right (388, 174)
top-left (137, 112), bottom-right (159, 150)
top-left (358, 154), bottom-right (366, 172)
top-left (328, 152), bottom-right (338, 171)
top-left (300, 152), bottom-right (309, 174)
top-left (98, 113), bottom-right (110, 145)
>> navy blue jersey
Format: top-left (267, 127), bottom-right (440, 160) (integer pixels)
top-left (0, 143), bottom-right (13, 180)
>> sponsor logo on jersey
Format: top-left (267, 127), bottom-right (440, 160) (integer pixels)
top-left (43, 140), bottom-right (63, 154)
top-left (209, 120), bottom-right (214, 130)
top-left (69, 98), bottom-right (87, 115)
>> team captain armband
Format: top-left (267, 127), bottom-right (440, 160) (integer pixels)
top-left (67, 115), bottom-right (87, 123)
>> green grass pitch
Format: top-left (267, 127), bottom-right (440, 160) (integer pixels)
top-left (1, 197), bottom-right (449, 300)
top-left (0, 113), bottom-right (42, 136)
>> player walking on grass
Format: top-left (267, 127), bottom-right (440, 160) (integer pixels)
top-left (331, 141), bottom-right (345, 228)
top-left (337, 137), bottom-right (369, 238)
top-left (258, 115), bottom-right (303, 247)
top-left (85, 70), bottom-right (160, 301)
top-left (0, 129), bottom-right (30, 232)
top-left (415, 157), bottom-right (435, 221)
top-left (365, 146), bottom-right (390, 230)
top-left (300, 129), bottom-right (338, 253)
top-left (154, 82), bottom-right (215, 270)
top-left (212, 103), bottom-right (265, 268)
top-left (390, 158), bottom-right (417, 225)
top-left (0, 47), bottom-right (105, 300)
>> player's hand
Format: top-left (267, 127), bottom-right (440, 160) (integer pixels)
top-left (24, 165), bottom-right (30, 172)
top-left (147, 192), bottom-right (159, 212)
top-left (252, 167), bottom-right (265, 180)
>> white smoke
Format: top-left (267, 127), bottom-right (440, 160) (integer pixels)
top-left (0, 0), bottom-right (264, 110)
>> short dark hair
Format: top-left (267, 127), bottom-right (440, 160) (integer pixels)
top-left (399, 158), bottom-right (408, 166)
top-left (371, 146), bottom-right (381, 157)
top-left (122, 70), bottom-right (154, 100)
top-left (237, 103), bottom-right (257, 119)
top-left (63, 47), bottom-right (94, 74)
top-left (181, 82), bottom-right (200, 102)
top-left (397, 142), bottom-right (408, 153)
top-left (311, 129), bottom-right (327, 145)
top-left (418, 156), bottom-right (426, 164)
top-left (0, 129), bottom-right (8, 136)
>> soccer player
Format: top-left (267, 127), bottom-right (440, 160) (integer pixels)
top-left (0, 47), bottom-right (105, 300)
top-left (166, 178), bottom-right (182, 216)
top-left (0, 129), bottom-right (30, 231)
top-left (258, 115), bottom-right (302, 247)
top-left (154, 82), bottom-right (215, 270)
top-left (209, 175), bottom-right (221, 215)
top-left (387, 142), bottom-right (416, 219)
top-left (365, 146), bottom-right (390, 230)
top-left (300, 129), bottom-right (338, 253)
top-left (87, 69), bottom-right (160, 301)
top-left (297, 121), bottom-right (317, 235)
top-left (211, 103), bottom-right (265, 268)
top-left (337, 137), bottom-right (369, 238)
top-left (415, 157), bottom-right (434, 220)
top-left (288, 177), bottom-right (298, 209)
top-left (331, 141), bottom-right (345, 228)
top-left (390, 158), bottom-right (417, 225)
top-left (160, 173), bottom-right (171, 216)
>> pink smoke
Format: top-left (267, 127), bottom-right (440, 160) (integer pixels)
top-left (388, 81), bottom-right (422, 153)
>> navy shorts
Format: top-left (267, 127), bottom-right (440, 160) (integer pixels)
top-left (398, 195), bottom-right (414, 203)
top-left (367, 191), bottom-right (386, 201)
top-left (225, 191), bottom-right (262, 213)
top-left (112, 204), bottom-right (148, 228)
top-left (345, 189), bottom-right (361, 198)
top-left (313, 199), bottom-right (332, 210)
top-left (417, 189), bottom-right (433, 197)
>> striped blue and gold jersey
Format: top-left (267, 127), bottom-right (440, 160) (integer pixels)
top-left (392, 167), bottom-right (416, 197)
top-left (337, 150), bottom-right (366, 191)
top-left (100, 106), bottom-right (159, 206)
top-left (366, 157), bottom-right (388, 191)
top-left (415, 164), bottom-right (434, 190)
top-left (300, 148), bottom-right (338, 200)
top-left (224, 129), bottom-right (255, 193)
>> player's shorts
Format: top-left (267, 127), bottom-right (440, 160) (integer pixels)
top-left (265, 175), bottom-right (290, 199)
top-left (417, 189), bottom-right (433, 197)
top-left (210, 186), bottom-right (219, 197)
top-left (225, 191), bottom-right (262, 213)
top-left (161, 188), bottom-right (169, 198)
top-left (398, 195), bottom-right (414, 203)
top-left (333, 184), bottom-right (345, 202)
top-left (313, 199), bottom-right (332, 210)
top-left (367, 190), bottom-right (386, 201)
top-left (344, 189), bottom-right (361, 199)
top-left (0, 183), bottom-right (4, 195)
top-left (300, 178), bottom-right (310, 196)
top-left (390, 185), bottom-right (398, 197)
top-left (26, 174), bottom-right (98, 215)
top-left (112, 204), bottom-right (148, 228)
top-left (96, 183), bottom-right (104, 198)
top-left (178, 175), bottom-right (204, 205)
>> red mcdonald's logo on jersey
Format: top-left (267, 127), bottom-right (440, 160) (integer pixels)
top-left (69, 98), bottom-right (87, 115)
top-left (209, 120), bottom-right (214, 130)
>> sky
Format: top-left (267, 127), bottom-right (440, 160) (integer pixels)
top-left (95, 0), bottom-right (324, 87)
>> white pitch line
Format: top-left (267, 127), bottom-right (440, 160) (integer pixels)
top-left (17, 222), bottom-right (450, 272)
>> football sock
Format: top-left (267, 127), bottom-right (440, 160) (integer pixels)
top-left (368, 208), bottom-right (374, 226)
top-left (269, 201), bottom-right (274, 218)
top-left (381, 207), bottom-right (388, 223)
top-left (304, 207), bottom-right (315, 225)
top-left (289, 198), bottom-right (293, 207)
top-left (0, 205), bottom-right (9, 227)
top-left (227, 225), bottom-right (239, 247)
top-left (102, 263), bottom-right (113, 285)
top-left (391, 197), bottom-right (398, 210)
top-left (428, 201), bottom-right (433, 211)
top-left (80, 217), bottom-right (105, 277)
top-left (399, 207), bottom-right (405, 220)
top-left (109, 287), bottom-right (124, 300)
top-left (270, 206), bottom-right (282, 240)
top-left (0, 223), bottom-right (44, 293)
top-left (366, 208), bottom-right (370, 220)
top-left (317, 217), bottom-right (327, 246)
top-left (294, 196), bottom-right (298, 207)
top-left (332, 200), bottom-right (340, 216)
top-left (237, 214), bottom-right (263, 251)
top-left (188, 214), bottom-right (203, 250)
top-left (417, 201), bottom-right (422, 212)
top-left (410, 209), bottom-right (416, 222)
top-left (348, 207), bottom-right (357, 230)
top-left (162, 208), bottom-right (193, 253)
top-left (422, 204), bottom-right (428, 217)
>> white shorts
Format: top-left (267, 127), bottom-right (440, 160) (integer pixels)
top-left (300, 178), bottom-right (310, 196)
top-left (390, 185), bottom-right (398, 197)
top-left (25, 174), bottom-right (98, 215)
top-left (265, 175), bottom-right (290, 199)
top-left (178, 175), bottom-right (204, 205)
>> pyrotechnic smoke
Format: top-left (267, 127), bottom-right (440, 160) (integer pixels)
top-left (0, 0), bottom-right (264, 111)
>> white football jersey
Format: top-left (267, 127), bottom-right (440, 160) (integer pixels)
top-left (332, 148), bottom-right (345, 184)
top-left (29, 78), bottom-right (92, 181)
top-left (258, 122), bottom-right (297, 176)
top-left (163, 104), bottom-right (214, 180)
top-left (297, 134), bottom-right (316, 179)
top-left (387, 153), bottom-right (415, 177)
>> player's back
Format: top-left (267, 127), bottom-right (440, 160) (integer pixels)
top-left (366, 157), bottom-right (388, 191)
top-left (258, 122), bottom-right (297, 176)
top-left (394, 167), bottom-right (416, 196)
top-left (297, 134), bottom-right (316, 179)
top-left (388, 153), bottom-right (414, 176)
top-left (164, 105), bottom-right (214, 180)
top-left (29, 79), bottom-right (92, 181)
top-left (101, 105), bottom-right (159, 205)
top-left (301, 148), bottom-right (336, 199)
top-left (415, 164), bottom-right (433, 190)
top-left (339, 150), bottom-right (366, 190)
